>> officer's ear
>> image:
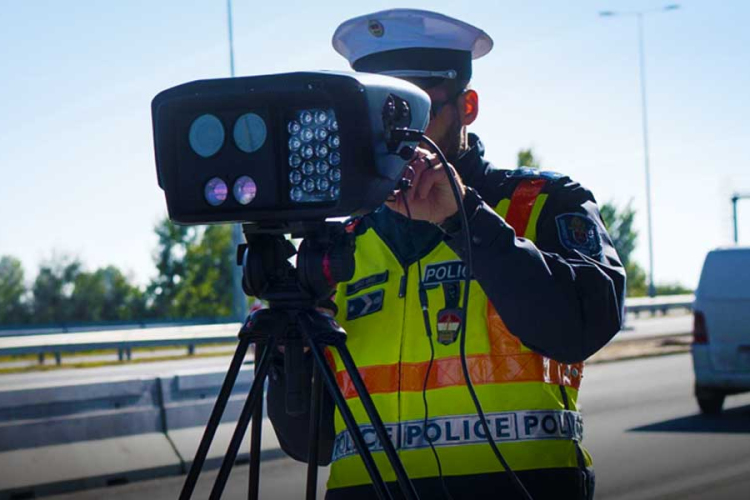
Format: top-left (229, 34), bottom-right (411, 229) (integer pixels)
top-left (458, 89), bottom-right (479, 126)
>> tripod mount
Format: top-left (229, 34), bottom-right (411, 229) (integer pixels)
top-left (178, 221), bottom-right (419, 500)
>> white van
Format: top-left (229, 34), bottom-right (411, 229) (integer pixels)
top-left (691, 246), bottom-right (750, 414)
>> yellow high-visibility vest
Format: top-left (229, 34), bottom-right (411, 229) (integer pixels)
top-left (327, 179), bottom-right (589, 490)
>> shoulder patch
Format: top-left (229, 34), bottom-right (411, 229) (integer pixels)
top-left (511, 168), bottom-right (564, 180)
top-left (345, 271), bottom-right (389, 296)
top-left (346, 289), bottom-right (384, 320)
top-left (555, 213), bottom-right (602, 258)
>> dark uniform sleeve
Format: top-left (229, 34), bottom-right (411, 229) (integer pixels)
top-left (266, 352), bottom-right (336, 465)
top-left (444, 177), bottom-right (626, 364)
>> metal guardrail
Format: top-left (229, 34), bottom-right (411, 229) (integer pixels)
top-left (0, 323), bottom-right (242, 365)
top-left (624, 294), bottom-right (694, 315)
top-left (0, 295), bottom-right (694, 365)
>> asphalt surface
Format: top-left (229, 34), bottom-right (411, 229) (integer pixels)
top-left (42, 353), bottom-right (750, 500)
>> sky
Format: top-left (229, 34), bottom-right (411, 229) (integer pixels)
top-left (0, 0), bottom-right (749, 291)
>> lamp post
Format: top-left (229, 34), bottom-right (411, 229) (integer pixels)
top-left (227, 0), bottom-right (247, 321)
top-left (600, 4), bottom-right (680, 297)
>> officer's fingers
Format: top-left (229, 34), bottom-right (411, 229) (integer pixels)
top-left (416, 166), bottom-right (445, 200)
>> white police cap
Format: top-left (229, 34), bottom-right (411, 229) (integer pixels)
top-left (332, 9), bottom-right (493, 83)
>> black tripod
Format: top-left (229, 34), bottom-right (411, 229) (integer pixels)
top-left (178, 223), bottom-right (420, 500)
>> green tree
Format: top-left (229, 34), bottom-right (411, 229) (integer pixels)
top-left (31, 255), bottom-right (82, 324)
top-left (517, 148), bottom-right (541, 169)
top-left (599, 201), bottom-right (647, 296)
top-left (171, 225), bottom-right (235, 318)
top-left (147, 217), bottom-right (194, 318)
top-left (69, 266), bottom-right (147, 322)
top-left (0, 256), bottom-right (31, 325)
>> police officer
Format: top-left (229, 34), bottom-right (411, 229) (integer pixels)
top-left (268, 9), bottom-right (626, 500)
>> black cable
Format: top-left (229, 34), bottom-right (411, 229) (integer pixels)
top-left (401, 193), bottom-right (455, 500)
top-left (417, 134), bottom-right (534, 500)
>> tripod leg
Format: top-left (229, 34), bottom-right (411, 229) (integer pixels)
top-left (305, 362), bottom-right (324, 500)
top-left (248, 341), bottom-right (266, 500)
top-left (180, 336), bottom-right (252, 500)
top-left (209, 336), bottom-right (276, 500)
top-left (337, 344), bottom-right (420, 500)
top-left (306, 340), bottom-right (393, 500)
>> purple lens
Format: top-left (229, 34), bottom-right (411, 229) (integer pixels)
top-left (205, 178), bottom-right (228, 206)
top-left (233, 176), bottom-right (257, 205)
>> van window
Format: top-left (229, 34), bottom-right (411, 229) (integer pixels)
top-left (697, 249), bottom-right (750, 300)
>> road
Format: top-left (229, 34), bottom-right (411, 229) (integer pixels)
top-left (44, 353), bottom-right (750, 500)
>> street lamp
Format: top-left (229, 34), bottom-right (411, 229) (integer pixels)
top-left (599, 4), bottom-right (680, 297)
top-left (227, 0), bottom-right (247, 321)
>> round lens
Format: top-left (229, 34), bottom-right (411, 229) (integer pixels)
top-left (189, 114), bottom-right (225, 158)
top-left (316, 144), bottom-right (329, 158)
top-left (289, 153), bottom-right (302, 168)
top-left (204, 177), bottom-right (228, 206)
top-left (315, 161), bottom-right (329, 175)
top-left (289, 170), bottom-right (302, 185)
top-left (233, 113), bottom-right (266, 153)
top-left (300, 128), bottom-right (314, 142)
top-left (329, 168), bottom-right (341, 182)
top-left (328, 134), bottom-right (340, 149)
top-left (316, 178), bottom-right (330, 191)
top-left (300, 111), bottom-right (314, 125)
top-left (329, 119), bottom-right (339, 132)
top-left (288, 120), bottom-right (301, 135)
top-left (301, 145), bottom-right (314, 159)
top-left (302, 178), bottom-right (315, 193)
top-left (329, 151), bottom-right (341, 166)
top-left (315, 110), bottom-right (328, 124)
top-left (301, 161), bottom-right (315, 175)
top-left (315, 127), bottom-right (329, 141)
top-left (330, 185), bottom-right (341, 199)
top-left (233, 176), bottom-right (257, 205)
top-left (288, 136), bottom-right (302, 151)
top-left (290, 187), bottom-right (303, 202)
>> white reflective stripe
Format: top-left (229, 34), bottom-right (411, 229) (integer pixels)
top-left (331, 409), bottom-right (583, 462)
top-left (379, 69), bottom-right (458, 80)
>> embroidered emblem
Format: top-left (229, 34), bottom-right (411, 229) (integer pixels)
top-left (436, 309), bottom-right (462, 345)
top-left (555, 213), bottom-right (602, 258)
top-left (346, 289), bottom-right (384, 320)
top-left (368, 20), bottom-right (385, 38)
top-left (346, 271), bottom-right (389, 296)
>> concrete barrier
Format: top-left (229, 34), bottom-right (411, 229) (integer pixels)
top-left (0, 364), bottom-right (282, 499)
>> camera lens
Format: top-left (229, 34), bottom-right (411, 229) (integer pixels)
top-left (204, 177), bottom-right (228, 206)
top-left (233, 176), bottom-right (257, 205)
top-left (233, 113), bottom-right (266, 153)
top-left (189, 114), bottom-right (225, 158)
top-left (315, 161), bottom-right (329, 175)
top-left (301, 161), bottom-right (315, 176)
top-left (300, 128), bottom-right (314, 143)
top-left (288, 120), bottom-right (301, 135)
top-left (289, 153), bottom-right (302, 168)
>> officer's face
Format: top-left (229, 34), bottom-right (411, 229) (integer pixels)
top-left (422, 84), bottom-right (464, 161)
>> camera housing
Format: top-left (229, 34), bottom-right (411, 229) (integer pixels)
top-left (152, 71), bottom-right (430, 226)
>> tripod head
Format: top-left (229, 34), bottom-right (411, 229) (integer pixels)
top-left (238, 221), bottom-right (356, 308)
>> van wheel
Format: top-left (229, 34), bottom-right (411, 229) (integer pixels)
top-left (695, 386), bottom-right (725, 415)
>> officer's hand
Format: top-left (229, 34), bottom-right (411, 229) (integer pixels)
top-left (386, 147), bottom-right (466, 224)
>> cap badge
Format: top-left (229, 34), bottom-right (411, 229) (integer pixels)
top-left (367, 20), bottom-right (385, 38)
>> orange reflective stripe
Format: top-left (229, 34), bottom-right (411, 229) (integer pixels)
top-left (504, 179), bottom-right (546, 237)
top-left (487, 303), bottom-right (583, 390)
top-left (334, 352), bottom-right (582, 400)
